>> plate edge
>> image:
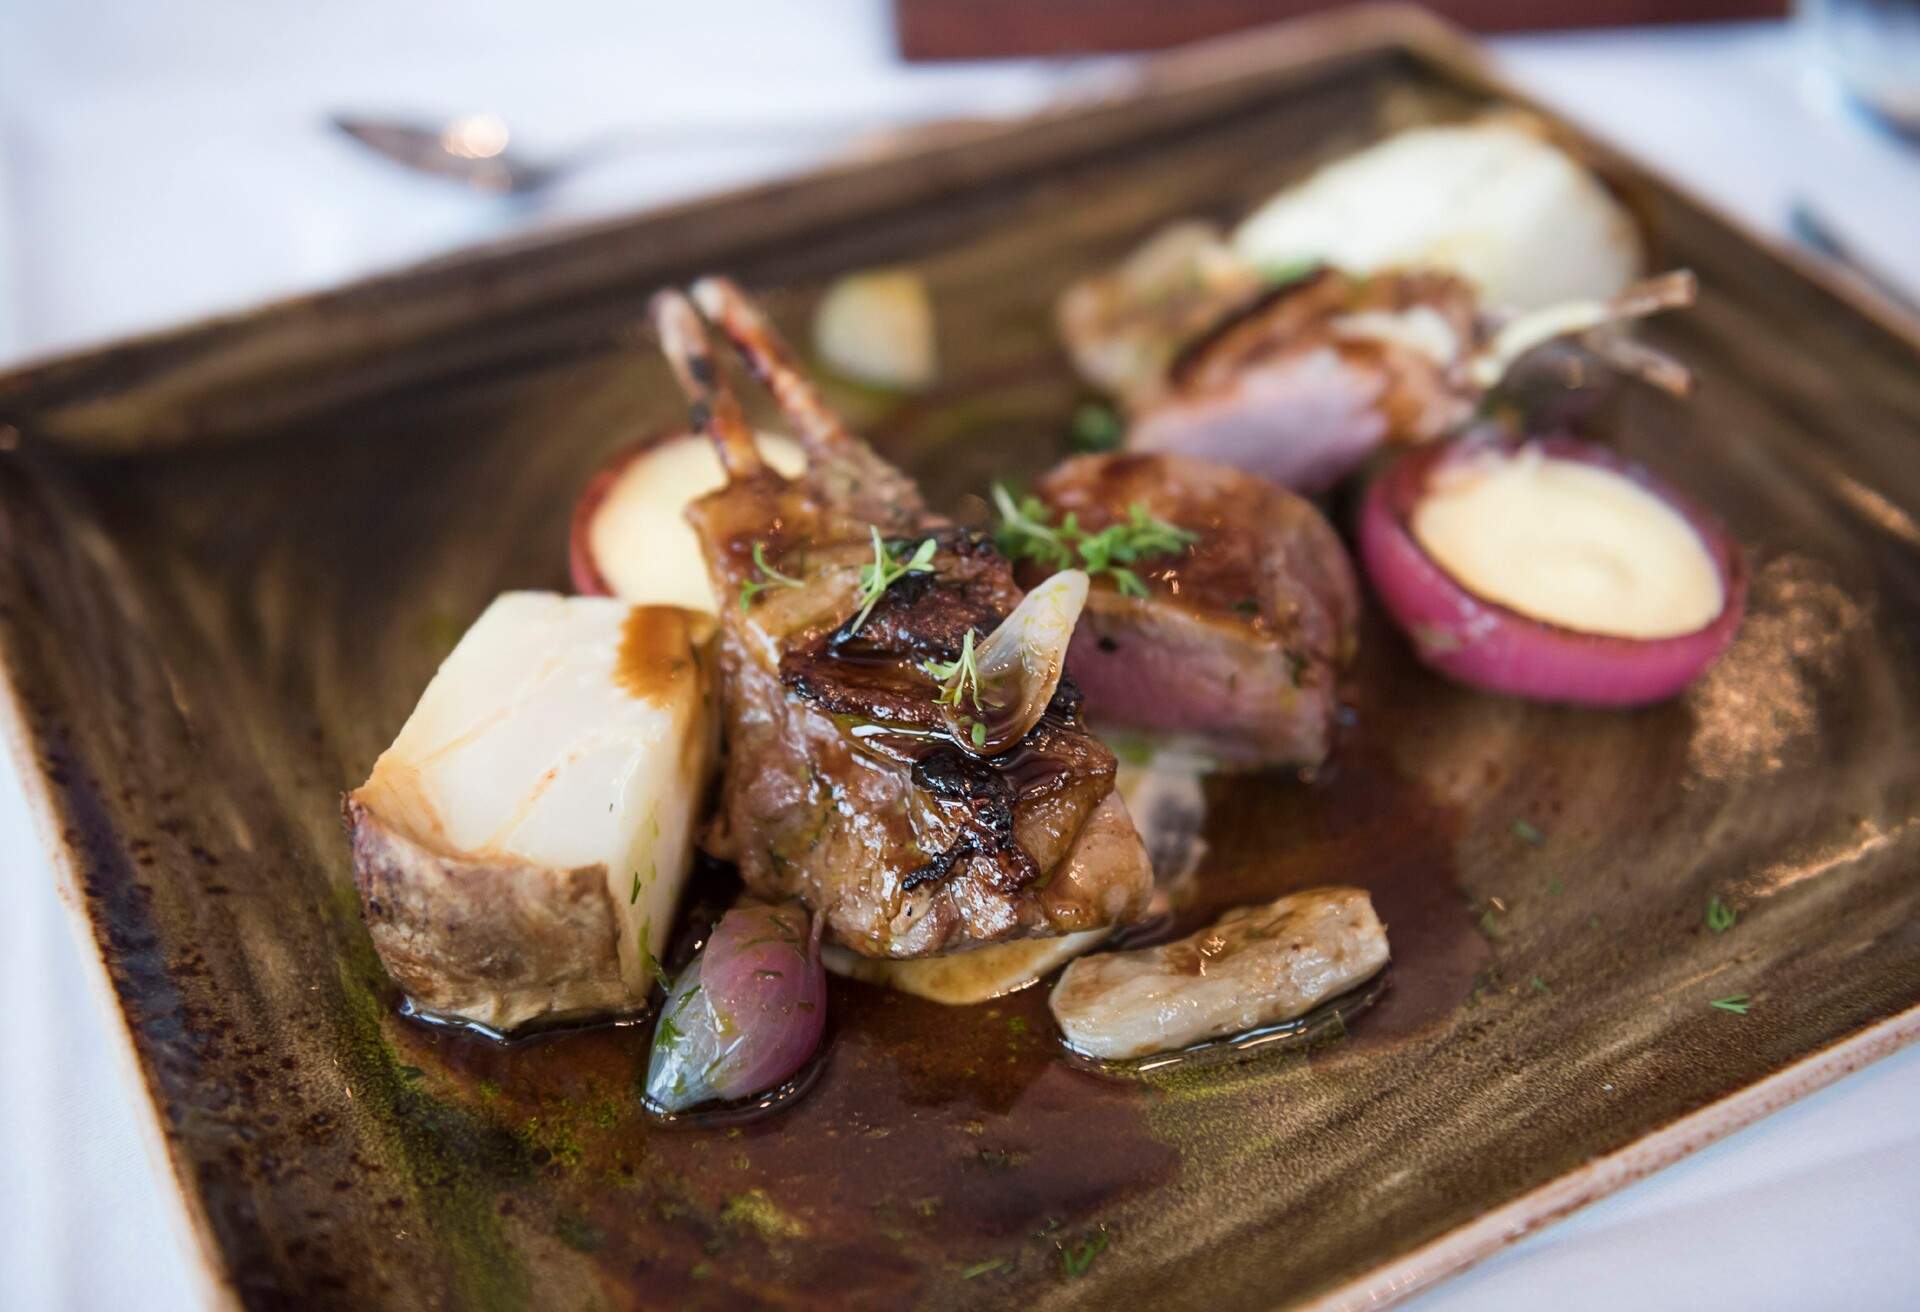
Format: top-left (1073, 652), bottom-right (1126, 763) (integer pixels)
top-left (0, 653), bottom-right (243, 1311)
top-left (1302, 1004), bottom-right (1920, 1312)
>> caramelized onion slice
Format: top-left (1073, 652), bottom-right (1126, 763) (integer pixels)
top-left (946, 570), bottom-right (1089, 755)
top-left (644, 903), bottom-right (825, 1114)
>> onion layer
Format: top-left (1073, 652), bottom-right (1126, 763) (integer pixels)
top-left (1358, 436), bottom-right (1746, 705)
top-left (644, 903), bottom-right (825, 1114)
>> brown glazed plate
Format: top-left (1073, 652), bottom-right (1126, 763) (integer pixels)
top-left (0, 7), bottom-right (1915, 1309)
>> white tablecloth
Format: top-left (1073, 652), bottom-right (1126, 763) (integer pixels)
top-left (1, 5), bottom-right (1915, 1308)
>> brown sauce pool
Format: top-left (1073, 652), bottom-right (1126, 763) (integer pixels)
top-left (377, 664), bottom-right (1482, 1308)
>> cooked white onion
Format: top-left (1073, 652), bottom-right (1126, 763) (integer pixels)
top-left (953, 569), bottom-right (1089, 754)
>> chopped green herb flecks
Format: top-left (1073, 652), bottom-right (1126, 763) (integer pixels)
top-left (992, 484), bottom-right (1196, 598)
top-left (1706, 895), bottom-right (1737, 934)
top-left (1069, 402), bottom-right (1124, 452)
top-left (851, 527), bottom-right (937, 632)
top-left (1710, 993), bottom-right (1752, 1015)
top-left (629, 869), bottom-right (642, 904)
top-left (963, 1257), bottom-right (1012, 1279)
top-left (1259, 256), bottom-right (1322, 287)
top-left (1512, 819), bottom-right (1545, 845)
top-left (1530, 976), bottom-right (1551, 996)
top-left (739, 541), bottom-right (805, 611)
top-left (970, 720), bottom-right (988, 749)
top-left (637, 921), bottom-right (670, 990)
top-left (1061, 1230), bottom-right (1109, 1278)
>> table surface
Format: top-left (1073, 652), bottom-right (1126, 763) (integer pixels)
top-left (1, 5), bottom-right (1915, 1309)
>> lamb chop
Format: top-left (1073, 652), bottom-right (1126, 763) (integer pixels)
top-left (653, 278), bottom-right (1152, 959)
top-left (1059, 231), bottom-right (1696, 493)
top-left (1011, 452), bottom-right (1359, 770)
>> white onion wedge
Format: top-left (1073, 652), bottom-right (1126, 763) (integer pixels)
top-left (946, 569), bottom-right (1089, 755)
top-left (345, 592), bottom-right (717, 1033)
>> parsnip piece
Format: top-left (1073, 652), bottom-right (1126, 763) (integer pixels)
top-left (1233, 121), bottom-right (1642, 312)
top-left (813, 269), bottom-right (938, 390)
top-left (1050, 887), bottom-right (1388, 1059)
top-left (345, 592), bottom-right (716, 1033)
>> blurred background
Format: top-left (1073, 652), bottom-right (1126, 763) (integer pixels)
top-left (1, 2), bottom-right (1917, 1310)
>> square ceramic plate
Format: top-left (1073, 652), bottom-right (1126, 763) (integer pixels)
top-left (0, 8), bottom-right (1915, 1309)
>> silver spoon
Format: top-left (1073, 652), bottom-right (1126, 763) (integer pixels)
top-left (330, 109), bottom-right (1001, 197)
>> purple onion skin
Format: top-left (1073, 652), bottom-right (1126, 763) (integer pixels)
top-left (645, 903), bottom-right (825, 1114)
top-left (1359, 436), bottom-right (1748, 707)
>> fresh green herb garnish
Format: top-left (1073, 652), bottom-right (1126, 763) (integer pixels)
top-left (1546, 875), bottom-right (1564, 897)
top-left (397, 1065), bottom-right (424, 1082)
top-left (655, 1012), bottom-right (684, 1048)
top-left (992, 484), bottom-right (1196, 599)
top-left (1530, 976), bottom-right (1551, 996)
top-left (851, 526), bottom-right (937, 632)
top-left (922, 628), bottom-right (983, 709)
top-left (1709, 993), bottom-right (1752, 1015)
top-left (738, 541), bottom-right (805, 611)
top-left (1259, 256), bottom-right (1322, 287)
top-left (962, 1257), bottom-right (1011, 1280)
top-left (637, 921), bottom-right (670, 990)
top-left (1706, 895), bottom-right (1737, 934)
top-left (629, 869), bottom-right (643, 904)
top-left (1512, 819), bottom-right (1545, 845)
top-left (969, 720), bottom-right (988, 749)
top-left (1061, 1231), bottom-right (1109, 1278)
top-left (1068, 402), bottom-right (1124, 452)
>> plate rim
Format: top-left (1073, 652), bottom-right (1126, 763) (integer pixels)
top-left (1, 6), bottom-right (1916, 1308)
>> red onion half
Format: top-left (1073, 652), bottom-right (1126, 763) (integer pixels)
top-left (644, 903), bottom-right (826, 1114)
top-left (1358, 436), bottom-right (1747, 706)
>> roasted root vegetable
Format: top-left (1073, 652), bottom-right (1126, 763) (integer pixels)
top-left (1231, 119), bottom-right (1643, 313)
top-left (1050, 887), bottom-right (1389, 1060)
top-left (813, 268), bottom-right (938, 391)
top-left (345, 592), bottom-right (716, 1033)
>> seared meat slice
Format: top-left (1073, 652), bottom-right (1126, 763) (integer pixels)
top-left (1028, 453), bottom-right (1359, 770)
top-left (1050, 886), bottom-right (1389, 1060)
top-left (1128, 268), bottom-right (1481, 493)
top-left (653, 278), bottom-right (1151, 958)
top-left (1058, 230), bottom-right (1697, 493)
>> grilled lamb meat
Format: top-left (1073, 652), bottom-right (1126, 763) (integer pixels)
top-left (1026, 452), bottom-right (1359, 770)
top-left (1127, 267), bottom-right (1482, 493)
top-left (1058, 230), bottom-right (1696, 492)
top-left (653, 278), bottom-right (1151, 958)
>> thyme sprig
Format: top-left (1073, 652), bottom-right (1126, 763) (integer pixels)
top-left (851, 526), bottom-right (938, 632)
top-left (738, 541), bottom-right (805, 611)
top-left (921, 628), bottom-right (982, 710)
top-left (991, 484), bottom-right (1196, 599)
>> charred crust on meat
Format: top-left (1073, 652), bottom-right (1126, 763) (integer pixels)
top-left (905, 745), bottom-right (1039, 894)
top-left (1167, 265), bottom-right (1338, 388)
